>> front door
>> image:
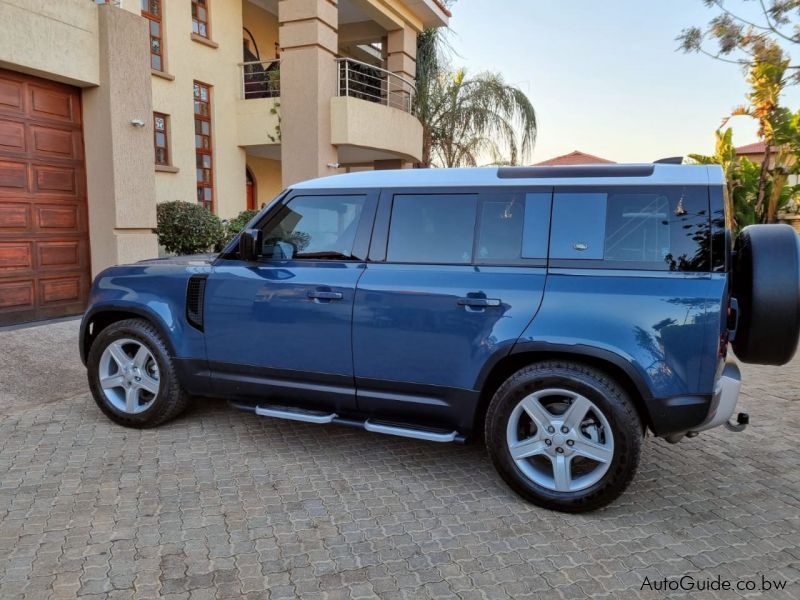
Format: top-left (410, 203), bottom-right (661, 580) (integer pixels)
top-left (352, 189), bottom-right (552, 432)
top-left (204, 191), bottom-right (377, 414)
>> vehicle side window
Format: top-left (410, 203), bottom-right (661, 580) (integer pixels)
top-left (474, 191), bottom-right (552, 262)
top-left (260, 195), bottom-right (366, 260)
top-left (387, 194), bottom-right (477, 264)
top-left (551, 186), bottom-right (710, 271)
top-left (476, 193), bottom-right (524, 262)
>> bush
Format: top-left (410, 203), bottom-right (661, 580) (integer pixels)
top-left (222, 209), bottom-right (259, 245)
top-left (155, 201), bottom-right (224, 255)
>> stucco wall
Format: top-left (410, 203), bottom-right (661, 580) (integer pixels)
top-left (237, 98), bottom-right (282, 147)
top-left (148, 0), bottom-right (250, 219)
top-left (246, 155), bottom-right (283, 207)
top-left (330, 96), bottom-right (423, 162)
top-left (83, 5), bottom-right (158, 275)
top-left (0, 0), bottom-right (99, 86)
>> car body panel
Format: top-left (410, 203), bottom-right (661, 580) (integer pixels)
top-left (202, 259), bottom-right (366, 414)
top-left (518, 270), bottom-right (727, 433)
top-left (352, 264), bottom-right (547, 430)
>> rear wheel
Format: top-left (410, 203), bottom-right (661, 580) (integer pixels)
top-left (87, 318), bottom-right (189, 428)
top-left (485, 361), bottom-right (642, 512)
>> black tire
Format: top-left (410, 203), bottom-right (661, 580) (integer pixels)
top-left (485, 361), bottom-right (642, 512)
top-left (732, 224), bottom-right (800, 365)
top-left (87, 318), bottom-right (189, 428)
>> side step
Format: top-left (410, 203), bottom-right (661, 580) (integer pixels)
top-left (255, 405), bottom-right (336, 424)
top-left (230, 402), bottom-right (463, 443)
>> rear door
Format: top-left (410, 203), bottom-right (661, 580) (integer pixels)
top-left (352, 187), bottom-right (552, 431)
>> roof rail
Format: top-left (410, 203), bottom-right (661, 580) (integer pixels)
top-left (653, 156), bottom-right (684, 165)
top-left (497, 165), bottom-right (655, 179)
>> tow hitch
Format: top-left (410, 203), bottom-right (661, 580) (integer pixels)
top-left (724, 412), bottom-right (749, 432)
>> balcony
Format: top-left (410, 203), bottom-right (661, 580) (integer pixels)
top-left (241, 59), bottom-right (280, 99)
top-left (236, 59), bottom-right (281, 157)
top-left (331, 58), bottom-right (423, 164)
top-left (337, 57), bottom-right (415, 114)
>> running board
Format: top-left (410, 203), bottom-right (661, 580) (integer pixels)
top-left (254, 405), bottom-right (336, 424)
top-left (364, 419), bottom-right (458, 442)
top-left (230, 402), bottom-right (463, 443)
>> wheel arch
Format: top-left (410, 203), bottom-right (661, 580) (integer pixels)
top-left (80, 306), bottom-right (176, 366)
top-left (472, 344), bottom-right (654, 438)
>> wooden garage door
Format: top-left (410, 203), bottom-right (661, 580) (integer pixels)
top-left (0, 69), bottom-right (89, 326)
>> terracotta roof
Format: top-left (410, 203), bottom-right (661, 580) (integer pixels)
top-left (735, 141), bottom-right (766, 155)
top-left (432, 0), bottom-right (452, 17)
top-left (533, 150), bottom-right (616, 166)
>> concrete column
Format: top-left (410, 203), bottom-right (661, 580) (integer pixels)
top-left (83, 4), bottom-right (157, 274)
top-left (386, 24), bottom-right (416, 110)
top-left (279, 0), bottom-right (339, 186)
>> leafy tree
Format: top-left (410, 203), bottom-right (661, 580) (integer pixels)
top-left (680, 4), bottom-right (800, 223)
top-left (678, 0), bottom-right (800, 83)
top-left (414, 18), bottom-right (537, 167)
top-left (690, 127), bottom-right (798, 231)
top-left (729, 41), bottom-right (791, 219)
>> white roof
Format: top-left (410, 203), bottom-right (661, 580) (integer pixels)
top-left (291, 164), bottom-right (724, 190)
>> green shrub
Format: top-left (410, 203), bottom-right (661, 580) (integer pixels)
top-left (223, 209), bottom-right (260, 244)
top-left (155, 201), bottom-right (224, 255)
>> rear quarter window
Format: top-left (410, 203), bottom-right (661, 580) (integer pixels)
top-left (550, 186), bottom-right (711, 271)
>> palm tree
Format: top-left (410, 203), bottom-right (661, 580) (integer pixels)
top-left (414, 29), bottom-right (537, 167)
top-left (730, 42), bottom-right (789, 221)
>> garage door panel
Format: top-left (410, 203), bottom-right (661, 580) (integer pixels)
top-left (0, 202), bottom-right (30, 232)
top-left (0, 159), bottom-right (28, 192)
top-left (0, 120), bottom-right (26, 153)
top-left (35, 204), bottom-right (80, 231)
top-left (0, 241), bottom-right (32, 272)
top-left (31, 126), bottom-right (79, 160)
top-left (39, 276), bottom-right (82, 304)
top-left (0, 279), bottom-right (34, 310)
top-left (37, 240), bottom-right (82, 270)
top-left (32, 164), bottom-right (76, 195)
top-left (28, 85), bottom-right (79, 124)
top-left (0, 77), bottom-right (23, 114)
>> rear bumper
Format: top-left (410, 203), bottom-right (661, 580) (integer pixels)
top-left (691, 359), bottom-right (742, 433)
top-left (647, 360), bottom-right (742, 437)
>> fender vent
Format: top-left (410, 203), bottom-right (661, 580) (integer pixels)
top-left (186, 275), bottom-right (207, 331)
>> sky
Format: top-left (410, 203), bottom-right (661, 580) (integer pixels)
top-left (446, 0), bottom-right (800, 164)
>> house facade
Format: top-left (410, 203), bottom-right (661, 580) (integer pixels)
top-left (0, 0), bottom-right (448, 325)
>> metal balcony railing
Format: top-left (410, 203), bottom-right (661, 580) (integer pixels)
top-left (240, 60), bottom-right (280, 99)
top-left (337, 58), bottom-right (416, 114)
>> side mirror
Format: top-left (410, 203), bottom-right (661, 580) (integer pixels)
top-left (239, 228), bottom-right (263, 262)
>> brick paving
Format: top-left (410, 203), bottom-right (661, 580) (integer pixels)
top-left (0, 321), bottom-right (798, 598)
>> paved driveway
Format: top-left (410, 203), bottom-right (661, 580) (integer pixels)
top-left (0, 319), bottom-right (798, 599)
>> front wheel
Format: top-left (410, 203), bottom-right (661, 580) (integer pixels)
top-left (87, 318), bottom-right (189, 428)
top-left (485, 361), bottom-right (642, 512)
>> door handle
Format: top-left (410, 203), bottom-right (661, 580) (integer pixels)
top-left (308, 290), bottom-right (343, 300)
top-left (458, 297), bottom-right (501, 307)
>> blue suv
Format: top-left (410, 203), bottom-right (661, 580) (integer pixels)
top-left (80, 164), bottom-right (800, 511)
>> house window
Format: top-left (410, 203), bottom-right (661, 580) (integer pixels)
top-left (141, 0), bottom-right (164, 71)
top-left (191, 0), bottom-right (210, 38)
top-left (153, 112), bottom-right (169, 166)
top-left (194, 81), bottom-right (213, 211)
